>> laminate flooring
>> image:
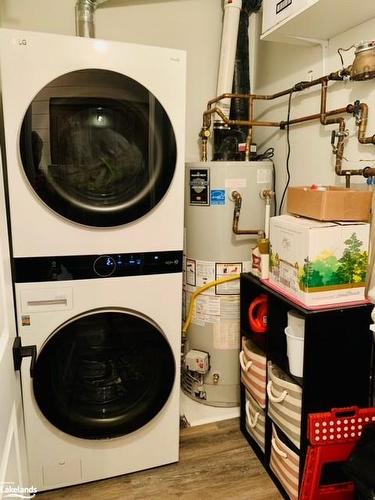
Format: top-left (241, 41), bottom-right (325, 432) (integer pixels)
top-left (38, 418), bottom-right (282, 500)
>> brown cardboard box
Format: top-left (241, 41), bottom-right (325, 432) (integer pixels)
top-left (287, 186), bottom-right (372, 221)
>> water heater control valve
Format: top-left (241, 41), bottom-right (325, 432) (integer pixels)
top-left (184, 350), bottom-right (210, 374)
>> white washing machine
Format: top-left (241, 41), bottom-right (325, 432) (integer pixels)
top-left (0, 28), bottom-right (185, 257)
top-left (14, 252), bottom-right (182, 491)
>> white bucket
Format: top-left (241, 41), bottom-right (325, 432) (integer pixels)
top-left (285, 326), bottom-right (304, 377)
top-left (287, 310), bottom-right (305, 338)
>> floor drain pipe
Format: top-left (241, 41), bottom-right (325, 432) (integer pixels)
top-left (75, 0), bottom-right (108, 38)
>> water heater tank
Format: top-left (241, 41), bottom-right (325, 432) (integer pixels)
top-left (182, 160), bottom-right (273, 407)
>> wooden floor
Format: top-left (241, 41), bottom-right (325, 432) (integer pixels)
top-left (38, 418), bottom-right (282, 499)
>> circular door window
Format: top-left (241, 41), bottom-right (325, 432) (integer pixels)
top-left (20, 69), bottom-right (177, 227)
top-left (33, 310), bottom-right (176, 439)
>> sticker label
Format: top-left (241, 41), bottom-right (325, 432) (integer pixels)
top-left (194, 295), bottom-right (221, 324)
top-left (215, 262), bottom-right (242, 295)
top-left (213, 319), bottom-right (240, 350)
top-left (196, 260), bottom-right (216, 291)
top-left (210, 189), bottom-right (226, 205)
top-left (257, 168), bottom-right (272, 184)
top-left (189, 168), bottom-right (210, 205)
top-left (21, 315), bottom-right (31, 326)
top-left (225, 178), bottom-right (247, 189)
top-left (185, 258), bottom-right (196, 286)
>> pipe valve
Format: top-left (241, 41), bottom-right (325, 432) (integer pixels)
top-left (353, 99), bottom-right (363, 125)
top-left (331, 129), bottom-right (349, 154)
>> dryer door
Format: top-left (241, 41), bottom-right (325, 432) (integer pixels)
top-left (20, 69), bottom-right (176, 227)
top-left (32, 310), bottom-right (176, 439)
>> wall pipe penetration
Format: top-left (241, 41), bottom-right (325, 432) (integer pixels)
top-left (75, 0), bottom-right (108, 38)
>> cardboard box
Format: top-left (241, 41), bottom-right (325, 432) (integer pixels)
top-left (287, 186), bottom-right (372, 221)
top-left (269, 215), bottom-right (370, 307)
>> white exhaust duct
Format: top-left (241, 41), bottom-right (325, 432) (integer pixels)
top-left (216, 0), bottom-right (242, 120)
top-left (75, 0), bottom-right (109, 38)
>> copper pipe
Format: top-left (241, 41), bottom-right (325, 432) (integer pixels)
top-left (316, 84), bottom-right (365, 183)
top-left (357, 103), bottom-right (375, 144)
top-left (245, 96), bottom-right (255, 159)
top-left (281, 107), bottom-right (349, 127)
top-left (363, 166), bottom-right (375, 177)
top-left (318, 80), bottom-right (348, 179)
top-left (199, 63), bottom-right (373, 181)
top-left (203, 107), bottom-right (281, 129)
top-left (207, 92), bottom-right (250, 107)
top-left (231, 191), bottom-right (264, 236)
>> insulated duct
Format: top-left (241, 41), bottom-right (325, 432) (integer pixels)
top-left (75, 0), bottom-right (108, 38)
top-left (229, 0), bottom-right (262, 152)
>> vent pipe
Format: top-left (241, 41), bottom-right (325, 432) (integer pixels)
top-left (216, 0), bottom-right (242, 121)
top-left (75, 0), bottom-right (108, 38)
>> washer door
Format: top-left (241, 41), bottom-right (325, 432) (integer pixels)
top-left (33, 310), bottom-right (176, 439)
top-left (20, 69), bottom-right (176, 227)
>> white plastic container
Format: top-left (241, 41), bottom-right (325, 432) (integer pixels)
top-left (285, 326), bottom-right (304, 377)
top-left (287, 309), bottom-right (305, 338)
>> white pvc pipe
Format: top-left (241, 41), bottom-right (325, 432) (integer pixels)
top-left (216, 0), bottom-right (242, 120)
top-left (264, 199), bottom-right (271, 239)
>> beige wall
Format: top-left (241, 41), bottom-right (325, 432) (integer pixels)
top-left (0, 0), bottom-right (223, 162)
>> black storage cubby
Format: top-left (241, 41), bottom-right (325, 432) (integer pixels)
top-left (240, 273), bottom-right (373, 499)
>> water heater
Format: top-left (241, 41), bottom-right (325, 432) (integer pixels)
top-left (182, 160), bottom-right (273, 407)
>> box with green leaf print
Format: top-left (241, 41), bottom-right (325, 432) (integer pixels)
top-left (269, 215), bottom-right (370, 307)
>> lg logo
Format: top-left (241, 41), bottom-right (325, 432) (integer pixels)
top-left (12, 38), bottom-right (27, 46)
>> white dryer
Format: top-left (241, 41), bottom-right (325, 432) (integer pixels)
top-left (14, 251), bottom-right (182, 491)
top-left (0, 28), bottom-right (185, 257)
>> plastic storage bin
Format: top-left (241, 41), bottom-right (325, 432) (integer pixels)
top-left (285, 326), bottom-right (304, 377)
top-left (287, 309), bottom-right (305, 337)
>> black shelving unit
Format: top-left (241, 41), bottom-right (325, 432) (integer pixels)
top-left (240, 273), bottom-right (374, 499)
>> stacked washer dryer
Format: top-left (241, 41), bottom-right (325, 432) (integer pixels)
top-left (0, 28), bottom-right (185, 491)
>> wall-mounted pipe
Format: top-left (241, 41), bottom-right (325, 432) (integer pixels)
top-left (200, 65), bottom-right (375, 186)
top-left (75, 0), bottom-right (108, 38)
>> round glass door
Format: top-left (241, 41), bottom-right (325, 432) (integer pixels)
top-left (20, 69), bottom-right (177, 227)
top-left (33, 310), bottom-right (176, 439)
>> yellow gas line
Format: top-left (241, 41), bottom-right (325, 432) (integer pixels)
top-left (182, 274), bottom-right (240, 336)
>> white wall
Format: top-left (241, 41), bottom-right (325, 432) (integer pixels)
top-left (253, 15), bottom-right (375, 212)
top-left (252, 13), bottom-right (375, 289)
top-left (0, 0), bottom-right (223, 162)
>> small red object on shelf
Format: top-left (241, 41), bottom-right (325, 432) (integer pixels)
top-left (248, 294), bottom-right (268, 334)
top-left (300, 406), bottom-right (375, 500)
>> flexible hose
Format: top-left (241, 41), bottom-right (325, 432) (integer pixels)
top-left (182, 274), bottom-right (240, 335)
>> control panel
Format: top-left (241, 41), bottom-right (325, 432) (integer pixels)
top-left (14, 251), bottom-right (183, 283)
